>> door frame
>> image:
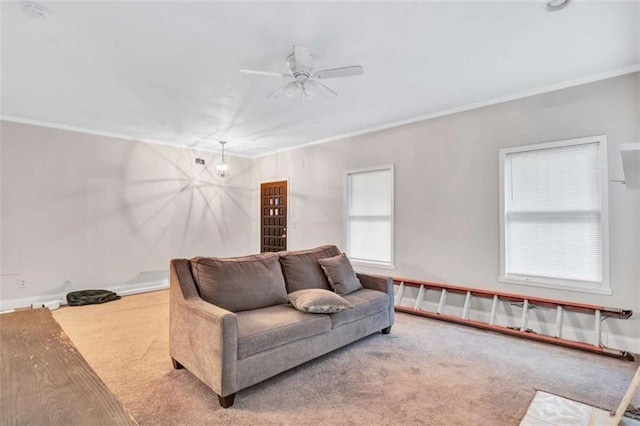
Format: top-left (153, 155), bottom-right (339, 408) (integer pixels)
top-left (259, 178), bottom-right (290, 252)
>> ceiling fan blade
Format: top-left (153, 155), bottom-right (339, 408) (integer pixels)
top-left (294, 46), bottom-right (312, 70)
top-left (240, 69), bottom-right (288, 77)
top-left (313, 65), bottom-right (363, 80)
top-left (313, 81), bottom-right (338, 99)
top-left (266, 86), bottom-right (285, 98)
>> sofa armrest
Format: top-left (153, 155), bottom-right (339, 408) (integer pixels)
top-left (357, 273), bottom-right (395, 327)
top-left (357, 273), bottom-right (392, 294)
top-left (170, 259), bottom-right (238, 397)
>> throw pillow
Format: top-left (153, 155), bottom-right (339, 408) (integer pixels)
top-left (317, 253), bottom-right (363, 295)
top-left (278, 245), bottom-right (341, 292)
top-left (190, 253), bottom-right (287, 312)
top-left (288, 289), bottom-right (353, 313)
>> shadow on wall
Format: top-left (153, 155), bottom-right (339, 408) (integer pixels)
top-left (116, 141), bottom-right (252, 261)
top-left (41, 140), bottom-right (250, 294)
top-left (0, 133), bottom-right (253, 311)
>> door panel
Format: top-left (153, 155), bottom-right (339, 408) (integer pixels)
top-left (260, 181), bottom-right (287, 253)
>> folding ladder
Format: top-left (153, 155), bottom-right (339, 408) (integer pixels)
top-left (393, 278), bottom-right (634, 361)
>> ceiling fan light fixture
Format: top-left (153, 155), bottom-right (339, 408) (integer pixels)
top-left (283, 81), bottom-right (299, 98)
top-left (302, 81), bottom-right (316, 99)
top-left (215, 141), bottom-right (230, 178)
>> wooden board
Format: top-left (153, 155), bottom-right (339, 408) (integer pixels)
top-left (0, 309), bottom-right (137, 425)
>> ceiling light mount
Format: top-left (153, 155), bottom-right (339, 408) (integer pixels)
top-left (22, 2), bottom-right (49, 19)
top-left (215, 141), bottom-right (230, 178)
top-left (544, 0), bottom-right (570, 12)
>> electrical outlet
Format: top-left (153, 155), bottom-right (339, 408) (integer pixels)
top-left (19, 279), bottom-right (27, 288)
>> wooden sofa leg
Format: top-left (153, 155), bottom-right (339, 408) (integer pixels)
top-left (171, 358), bottom-right (184, 370)
top-left (381, 326), bottom-right (392, 334)
top-left (218, 393), bottom-right (236, 408)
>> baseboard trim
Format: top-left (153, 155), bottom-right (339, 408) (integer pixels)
top-left (0, 279), bottom-right (169, 313)
top-left (105, 281), bottom-right (169, 297)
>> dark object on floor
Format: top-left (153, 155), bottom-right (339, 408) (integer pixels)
top-left (66, 290), bottom-right (121, 306)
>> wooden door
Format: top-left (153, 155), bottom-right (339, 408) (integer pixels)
top-left (260, 181), bottom-right (287, 253)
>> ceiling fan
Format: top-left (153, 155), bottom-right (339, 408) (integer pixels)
top-left (240, 46), bottom-right (364, 99)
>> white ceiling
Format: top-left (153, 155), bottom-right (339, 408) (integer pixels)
top-left (1, 1), bottom-right (639, 157)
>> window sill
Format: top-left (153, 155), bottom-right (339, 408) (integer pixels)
top-left (351, 260), bottom-right (396, 270)
top-left (498, 276), bottom-right (612, 296)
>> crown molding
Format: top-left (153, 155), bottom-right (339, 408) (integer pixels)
top-left (2, 64), bottom-right (638, 160)
top-left (0, 116), bottom-right (252, 158)
top-left (253, 64), bottom-right (640, 158)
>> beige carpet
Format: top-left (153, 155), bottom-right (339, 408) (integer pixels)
top-left (52, 290), bottom-right (640, 425)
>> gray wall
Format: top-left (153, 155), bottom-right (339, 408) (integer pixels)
top-left (0, 122), bottom-right (253, 307)
top-left (1, 73), bottom-right (638, 349)
top-left (253, 73), bottom-right (640, 347)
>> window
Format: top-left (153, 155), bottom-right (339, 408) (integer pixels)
top-left (499, 135), bottom-right (609, 294)
top-left (345, 165), bottom-right (394, 269)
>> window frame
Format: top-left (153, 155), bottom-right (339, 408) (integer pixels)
top-left (344, 164), bottom-right (395, 270)
top-left (498, 135), bottom-right (610, 295)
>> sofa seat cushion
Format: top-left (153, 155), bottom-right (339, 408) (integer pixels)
top-left (190, 253), bottom-right (287, 312)
top-left (279, 245), bottom-right (341, 293)
top-left (329, 289), bottom-right (389, 329)
top-left (236, 304), bottom-right (332, 360)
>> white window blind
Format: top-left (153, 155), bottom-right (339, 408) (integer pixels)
top-left (345, 165), bottom-right (394, 268)
top-left (500, 136), bottom-right (609, 293)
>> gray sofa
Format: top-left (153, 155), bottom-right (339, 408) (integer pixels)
top-left (169, 245), bottom-right (394, 408)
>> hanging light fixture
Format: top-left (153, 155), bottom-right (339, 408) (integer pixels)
top-left (215, 141), bottom-right (230, 178)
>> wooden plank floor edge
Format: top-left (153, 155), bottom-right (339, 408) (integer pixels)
top-left (0, 308), bottom-right (137, 425)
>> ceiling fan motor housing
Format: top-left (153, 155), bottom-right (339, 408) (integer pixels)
top-left (287, 54), bottom-right (313, 82)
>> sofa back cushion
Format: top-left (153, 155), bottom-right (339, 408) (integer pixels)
top-left (317, 253), bottom-right (363, 295)
top-left (190, 253), bottom-right (287, 312)
top-left (278, 245), bottom-right (341, 293)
